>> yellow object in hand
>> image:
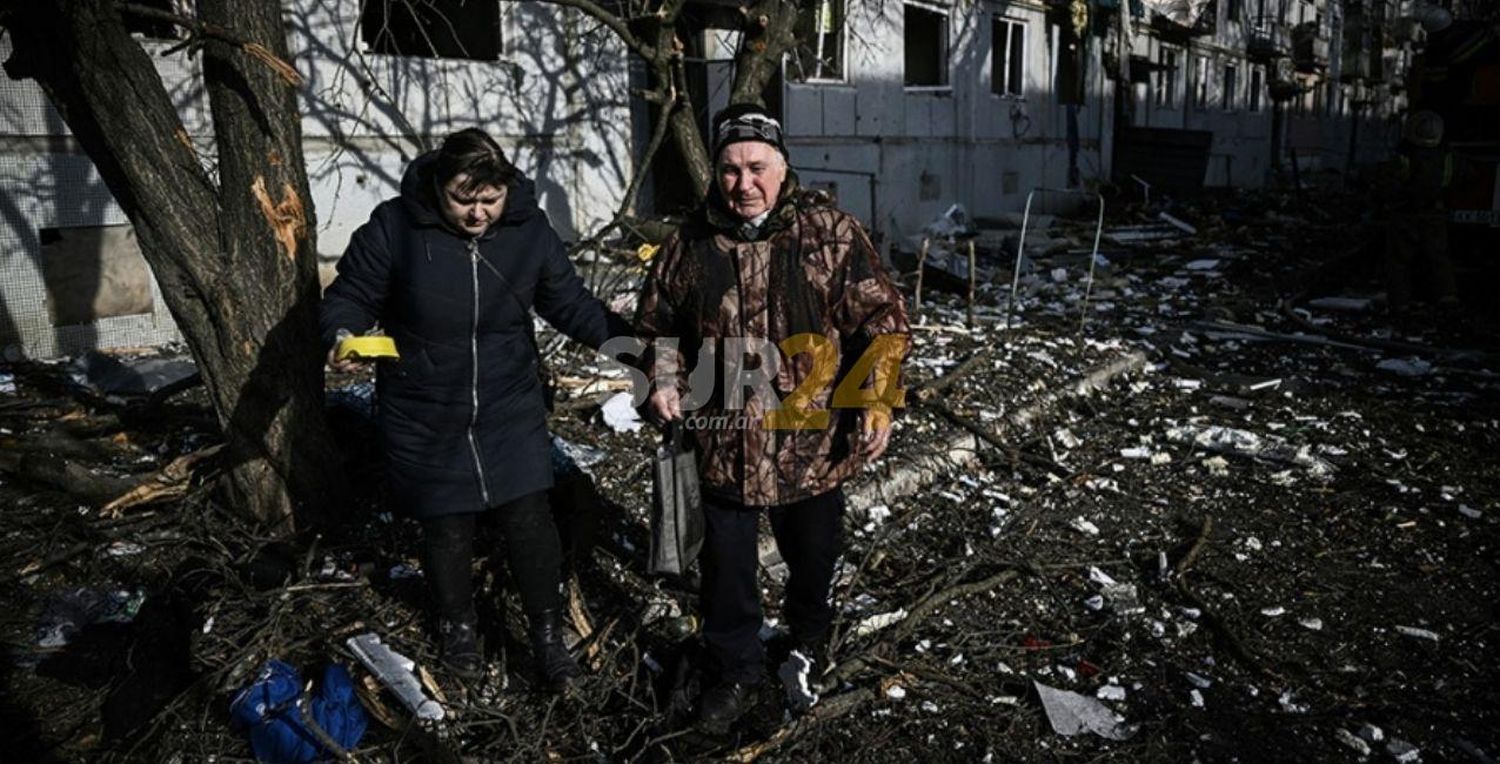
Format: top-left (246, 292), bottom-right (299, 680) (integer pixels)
top-left (335, 335), bottom-right (400, 361)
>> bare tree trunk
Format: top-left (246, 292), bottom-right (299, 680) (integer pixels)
top-left (729, 0), bottom-right (803, 106)
top-left (3, 0), bottom-right (342, 530)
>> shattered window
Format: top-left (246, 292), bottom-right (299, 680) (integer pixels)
top-left (991, 17), bottom-right (1025, 97)
top-left (1195, 54), bottom-right (1211, 108)
top-left (1224, 64), bottom-right (1238, 110)
top-left (904, 2), bottom-right (949, 88)
top-left (360, 0), bottom-right (503, 61)
top-left (791, 0), bottom-right (846, 82)
top-left (1155, 47), bottom-right (1178, 107)
top-left (1250, 66), bottom-right (1263, 112)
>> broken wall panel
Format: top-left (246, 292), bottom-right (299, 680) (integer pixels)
top-left (0, 135), bottom-right (179, 359)
top-left (39, 225), bottom-right (155, 327)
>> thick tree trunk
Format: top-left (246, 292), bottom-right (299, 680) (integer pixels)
top-left (729, 0), bottom-right (804, 106)
top-left (3, 0), bottom-right (342, 531)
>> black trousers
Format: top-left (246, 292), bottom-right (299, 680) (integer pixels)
top-left (700, 488), bottom-right (844, 684)
top-left (421, 491), bottom-right (564, 623)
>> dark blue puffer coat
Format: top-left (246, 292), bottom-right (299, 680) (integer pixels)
top-left (320, 153), bottom-right (628, 518)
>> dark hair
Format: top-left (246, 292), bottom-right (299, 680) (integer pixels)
top-left (431, 128), bottom-right (517, 195)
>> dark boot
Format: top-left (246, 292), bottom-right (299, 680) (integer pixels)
top-left (438, 617), bottom-right (483, 682)
top-left (698, 681), bottom-right (758, 731)
top-left (527, 609), bottom-right (581, 692)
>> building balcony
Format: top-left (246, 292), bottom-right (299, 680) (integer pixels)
top-left (1247, 16), bottom-right (1291, 60)
top-left (1291, 22), bottom-right (1330, 72)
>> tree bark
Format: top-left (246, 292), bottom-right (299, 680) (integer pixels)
top-left (2, 0), bottom-right (342, 531)
top-left (729, 0), bottom-right (804, 106)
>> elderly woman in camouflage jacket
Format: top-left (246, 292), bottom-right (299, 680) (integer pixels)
top-left (636, 104), bottom-right (909, 729)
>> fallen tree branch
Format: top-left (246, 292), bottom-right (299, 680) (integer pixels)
top-left (100, 444), bottom-right (224, 518)
top-left (823, 567), bottom-right (1022, 690)
top-left (725, 682), bottom-right (884, 763)
top-left (847, 350), bottom-right (1149, 521)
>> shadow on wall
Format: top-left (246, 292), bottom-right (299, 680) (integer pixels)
top-left (1, 29), bottom-right (212, 360)
top-left (287, 0), bottom-right (633, 244)
top-left (0, 106), bottom-right (110, 359)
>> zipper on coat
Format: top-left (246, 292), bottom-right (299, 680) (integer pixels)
top-left (466, 238), bottom-right (491, 506)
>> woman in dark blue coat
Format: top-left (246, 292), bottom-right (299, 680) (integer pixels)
top-left (320, 129), bottom-right (629, 689)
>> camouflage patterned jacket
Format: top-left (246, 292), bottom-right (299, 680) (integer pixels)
top-left (635, 182), bottom-right (909, 507)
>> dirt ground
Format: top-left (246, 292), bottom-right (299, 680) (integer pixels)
top-left (2, 188), bottom-right (1497, 762)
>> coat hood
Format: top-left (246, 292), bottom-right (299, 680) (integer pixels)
top-left (399, 150), bottom-right (544, 233)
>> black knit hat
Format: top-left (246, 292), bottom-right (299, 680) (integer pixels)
top-left (711, 103), bottom-right (788, 160)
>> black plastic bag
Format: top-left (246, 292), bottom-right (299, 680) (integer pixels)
top-left (649, 422), bottom-right (703, 576)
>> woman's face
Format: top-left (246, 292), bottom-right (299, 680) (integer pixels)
top-left (439, 173), bottom-right (507, 236)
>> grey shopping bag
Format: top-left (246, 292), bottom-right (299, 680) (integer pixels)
top-left (649, 422), bottom-right (703, 576)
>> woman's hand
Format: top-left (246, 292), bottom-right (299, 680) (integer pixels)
top-left (326, 345), bottom-right (367, 374)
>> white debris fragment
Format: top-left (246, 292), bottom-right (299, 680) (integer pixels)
top-left (853, 609), bottom-right (907, 637)
top-left (1096, 684), bottom-right (1127, 701)
top-left (1376, 357), bottom-right (1433, 377)
top-left (1150, 451), bottom-right (1173, 465)
top-left (1243, 537), bottom-right (1263, 552)
top-left (642, 652), bottom-right (664, 674)
top-left (1088, 567), bottom-right (1118, 586)
top-left (600, 392), bottom-right (644, 433)
top-left (1396, 625), bottom-right (1440, 642)
top-left (1119, 446), bottom-right (1154, 459)
top-left (1184, 259), bottom-right (1220, 271)
top-left (1054, 428), bottom-right (1082, 449)
top-left (1084, 594), bottom-right (1106, 611)
top-left (1261, 606), bottom-right (1286, 617)
top-left (1334, 728), bottom-right (1372, 756)
top-left (1298, 617), bottom-right (1324, 631)
top-left (1184, 672), bottom-right (1212, 689)
top-left (106, 541), bottom-right (146, 557)
top-left (886, 684), bottom-right (908, 700)
top-left (1278, 689), bottom-right (1308, 714)
top-left (990, 695), bottom-right (1021, 706)
top-left (920, 700), bottom-right (941, 713)
top-left (1033, 681), bottom-right (1138, 740)
top-left (1103, 584), bottom-right (1144, 615)
top-left (1051, 267), bottom-right (1069, 283)
top-left (1203, 456), bottom-right (1230, 476)
top-left (1166, 423), bottom-right (1334, 476)
top-left (1189, 689), bottom-right (1205, 707)
top-left (1070, 517), bottom-right (1100, 536)
top-left (1159, 211), bottom-right (1198, 234)
top-left (1458, 505), bottom-right (1482, 519)
top-left (1358, 723), bottom-right (1385, 743)
top-left (1386, 738), bottom-right (1421, 763)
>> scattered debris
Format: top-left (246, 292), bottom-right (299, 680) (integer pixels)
top-left (599, 391), bottom-right (644, 433)
top-left (1395, 626), bottom-right (1440, 643)
top-left (1034, 680), bottom-right (1138, 741)
top-left (345, 633), bottom-right (445, 721)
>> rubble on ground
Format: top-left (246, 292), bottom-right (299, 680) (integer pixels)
top-left (0, 189), bottom-right (1496, 761)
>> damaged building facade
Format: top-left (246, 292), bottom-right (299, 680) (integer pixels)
top-left (0, 0), bottom-right (1432, 358)
top-left (775, 0), bottom-right (1420, 236)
